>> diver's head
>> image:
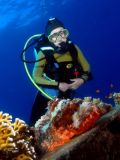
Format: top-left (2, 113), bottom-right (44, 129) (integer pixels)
top-left (45, 18), bottom-right (69, 48)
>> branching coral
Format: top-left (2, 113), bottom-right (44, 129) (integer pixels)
top-left (0, 112), bottom-right (16, 150)
top-left (0, 112), bottom-right (37, 160)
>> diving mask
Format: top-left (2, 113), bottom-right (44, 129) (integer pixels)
top-left (48, 29), bottom-right (69, 43)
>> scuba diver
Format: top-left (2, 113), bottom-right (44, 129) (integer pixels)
top-left (29, 17), bottom-right (93, 125)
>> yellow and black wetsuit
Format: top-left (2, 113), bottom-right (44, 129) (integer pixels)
top-left (32, 43), bottom-right (91, 89)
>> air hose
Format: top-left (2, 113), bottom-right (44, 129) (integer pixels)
top-left (22, 34), bottom-right (53, 100)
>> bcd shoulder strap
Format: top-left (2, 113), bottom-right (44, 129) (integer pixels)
top-left (40, 46), bottom-right (55, 66)
top-left (68, 41), bottom-right (83, 69)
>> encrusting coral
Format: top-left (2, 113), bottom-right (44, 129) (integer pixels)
top-left (35, 96), bottom-right (113, 152)
top-left (0, 112), bottom-right (37, 160)
top-left (36, 93), bottom-right (120, 160)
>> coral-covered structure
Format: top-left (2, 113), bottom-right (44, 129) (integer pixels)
top-left (35, 93), bottom-right (120, 160)
top-left (35, 97), bottom-right (112, 152)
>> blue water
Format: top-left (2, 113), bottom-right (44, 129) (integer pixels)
top-left (0, 0), bottom-right (120, 123)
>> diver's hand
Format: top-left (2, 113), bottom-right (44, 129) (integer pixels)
top-left (58, 82), bottom-right (70, 92)
top-left (69, 78), bottom-right (84, 90)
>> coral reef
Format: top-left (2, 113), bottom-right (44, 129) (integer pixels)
top-left (0, 112), bottom-right (37, 160)
top-left (0, 93), bottom-right (120, 160)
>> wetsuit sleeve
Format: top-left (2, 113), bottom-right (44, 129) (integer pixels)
top-left (75, 45), bottom-right (93, 82)
top-left (32, 50), bottom-right (59, 87)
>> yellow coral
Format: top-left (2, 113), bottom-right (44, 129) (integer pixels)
top-left (0, 112), bottom-right (36, 159)
top-left (12, 118), bottom-right (27, 132)
top-left (0, 112), bottom-right (16, 150)
top-left (0, 111), bottom-right (12, 124)
top-left (12, 118), bottom-right (27, 140)
top-left (12, 153), bottom-right (33, 160)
